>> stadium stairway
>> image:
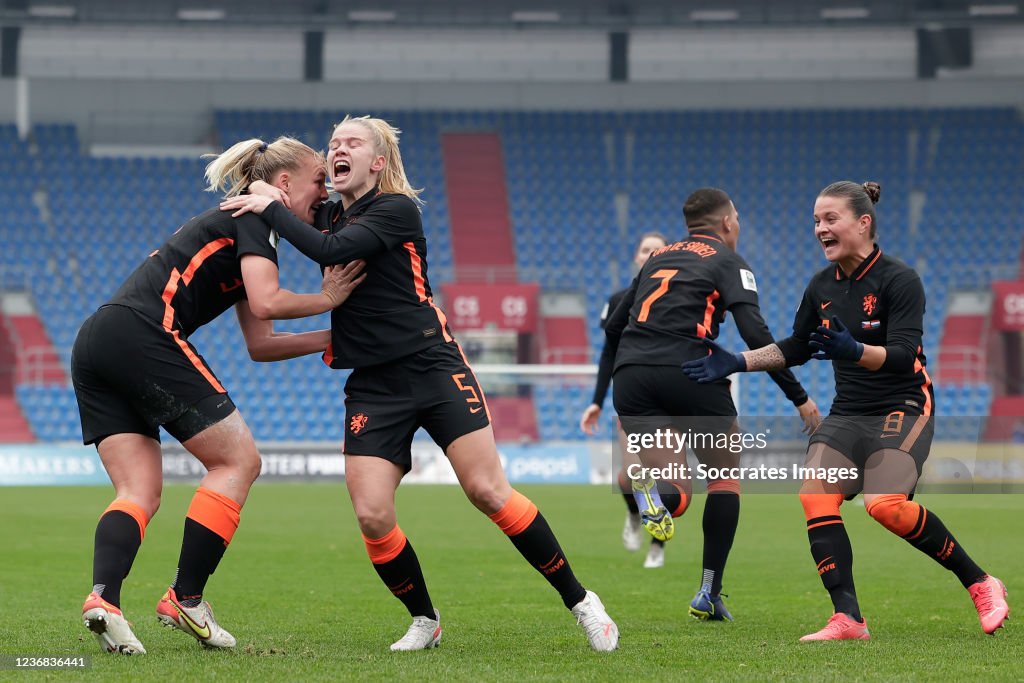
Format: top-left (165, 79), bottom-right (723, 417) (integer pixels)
top-left (0, 395), bottom-right (34, 442)
top-left (6, 312), bottom-right (67, 385)
top-left (0, 309), bottom-right (36, 442)
top-left (441, 133), bottom-right (517, 281)
top-left (986, 396), bottom-right (1024, 441)
top-left (937, 314), bottom-right (988, 384)
top-left (0, 311), bottom-right (15, 394)
top-left (540, 316), bottom-right (591, 364)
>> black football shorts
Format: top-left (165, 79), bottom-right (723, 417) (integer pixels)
top-left (72, 304), bottom-right (234, 445)
top-left (343, 341), bottom-right (491, 471)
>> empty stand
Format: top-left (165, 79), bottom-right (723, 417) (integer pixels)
top-left (3, 108), bottom-right (1021, 442)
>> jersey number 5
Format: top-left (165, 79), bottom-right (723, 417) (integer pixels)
top-left (637, 269), bottom-right (679, 323)
top-left (451, 373), bottom-right (481, 405)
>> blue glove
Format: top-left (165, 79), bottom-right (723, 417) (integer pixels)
top-left (681, 338), bottom-right (746, 383)
top-left (809, 316), bottom-right (864, 361)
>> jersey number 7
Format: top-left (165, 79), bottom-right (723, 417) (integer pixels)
top-left (637, 269), bottom-right (679, 323)
top-left (637, 268), bottom-right (720, 339)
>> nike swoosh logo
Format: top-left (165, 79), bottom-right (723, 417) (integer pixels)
top-left (821, 301), bottom-right (832, 310)
top-left (470, 406), bottom-right (483, 414)
top-left (879, 433), bottom-right (902, 438)
top-left (539, 553), bottom-right (560, 570)
top-left (174, 604), bottom-right (211, 640)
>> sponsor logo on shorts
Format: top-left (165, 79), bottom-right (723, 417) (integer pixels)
top-left (349, 413), bottom-right (368, 434)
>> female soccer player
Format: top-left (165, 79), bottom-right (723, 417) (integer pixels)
top-left (74, 137), bottom-right (365, 654)
top-left (597, 187), bottom-right (820, 622)
top-left (683, 181), bottom-right (1009, 640)
top-left (579, 231), bottom-right (672, 569)
top-left (221, 115), bottom-right (618, 652)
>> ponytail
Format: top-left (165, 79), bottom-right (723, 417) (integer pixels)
top-left (204, 136), bottom-right (322, 197)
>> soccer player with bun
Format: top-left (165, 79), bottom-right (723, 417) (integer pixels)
top-left (683, 180), bottom-right (1009, 640)
top-left (73, 137), bottom-right (365, 654)
top-left (221, 115), bottom-right (619, 652)
top-left (599, 188), bottom-right (820, 621)
top-left (580, 231), bottom-right (673, 569)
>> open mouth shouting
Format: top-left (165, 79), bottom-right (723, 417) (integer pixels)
top-left (819, 235), bottom-right (839, 256)
top-left (333, 159), bottom-right (352, 184)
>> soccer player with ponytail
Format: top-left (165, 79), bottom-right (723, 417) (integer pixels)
top-left (74, 136), bottom-right (365, 654)
top-left (683, 180), bottom-right (1009, 641)
top-left (222, 115), bottom-right (619, 652)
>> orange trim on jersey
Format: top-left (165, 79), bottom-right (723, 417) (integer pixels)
top-left (400, 241), bottom-right (453, 342)
top-left (855, 249), bottom-right (882, 281)
top-left (103, 499), bottom-right (149, 541)
top-left (186, 486), bottom-right (242, 544)
top-left (430, 297), bottom-right (454, 343)
top-left (489, 490), bottom-right (538, 537)
top-left (690, 232), bottom-right (723, 244)
top-left (454, 341), bottom-right (492, 422)
top-left (322, 340), bottom-right (335, 367)
top-left (159, 238), bottom-right (234, 393)
top-left (913, 348), bottom-right (933, 417)
top-left (181, 238), bottom-right (235, 286)
top-left (363, 525), bottom-right (408, 564)
top-left (161, 267), bottom-right (183, 331)
top-left (403, 242), bottom-right (428, 303)
top-left (696, 290), bottom-right (721, 338)
top-left (920, 367), bottom-right (933, 416)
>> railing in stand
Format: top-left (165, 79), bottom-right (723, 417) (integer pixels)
top-left (15, 346), bottom-right (68, 386)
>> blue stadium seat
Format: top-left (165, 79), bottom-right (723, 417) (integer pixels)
top-left (7, 108), bottom-right (1019, 438)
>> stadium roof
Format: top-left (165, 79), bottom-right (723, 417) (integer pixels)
top-left (1, 0), bottom-right (1022, 29)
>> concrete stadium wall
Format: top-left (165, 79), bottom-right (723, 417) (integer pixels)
top-left (3, 24), bottom-right (1024, 144)
top-left (7, 76), bottom-right (1024, 146)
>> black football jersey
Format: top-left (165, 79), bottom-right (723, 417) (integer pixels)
top-left (106, 208), bottom-right (278, 338)
top-left (778, 245), bottom-right (934, 416)
top-left (599, 288), bottom-right (627, 330)
top-left (610, 230), bottom-right (762, 369)
top-left (262, 188), bottom-right (453, 369)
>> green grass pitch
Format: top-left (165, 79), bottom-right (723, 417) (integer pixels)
top-left (2, 484), bottom-right (1020, 681)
